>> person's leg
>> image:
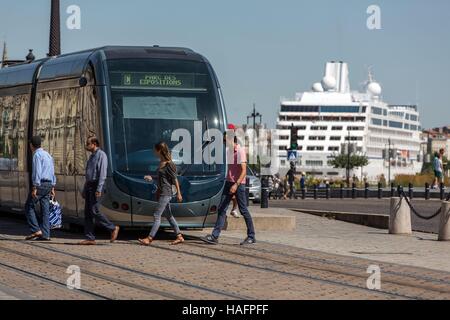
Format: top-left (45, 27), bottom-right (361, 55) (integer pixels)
top-left (91, 194), bottom-right (116, 233)
top-left (211, 184), bottom-right (233, 239)
top-left (25, 192), bottom-right (41, 235)
top-left (149, 196), bottom-right (171, 239)
top-left (38, 185), bottom-right (52, 239)
top-left (235, 185), bottom-right (256, 240)
top-left (164, 203), bottom-right (182, 236)
top-left (84, 189), bottom-right (96, 241)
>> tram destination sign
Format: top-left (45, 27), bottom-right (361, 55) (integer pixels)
top-left (110, 72), bottom-right (206, 89)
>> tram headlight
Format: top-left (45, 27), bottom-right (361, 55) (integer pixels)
top-left (121, 203), bottom-right (130, 211)
top-left (209, 206), bottom-right (218, 214)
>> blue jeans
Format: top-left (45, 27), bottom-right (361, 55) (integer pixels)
top-left (84, 183), bottom-right (116, 241)
top-left (149, 196), bottom-right (181, 238)
top-left (212, 182), bottom-right (256, 240)
top-left (25, 182), bottom-right (52, 239)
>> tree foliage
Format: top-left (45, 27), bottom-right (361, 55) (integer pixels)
top-left (328, 153), bottom-right (369, 170)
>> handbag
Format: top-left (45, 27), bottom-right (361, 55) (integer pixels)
top-left (49, 198), bottom-right (63, 230)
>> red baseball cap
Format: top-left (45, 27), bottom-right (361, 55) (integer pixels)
top-left (227, 123), bottom-right (236, 130)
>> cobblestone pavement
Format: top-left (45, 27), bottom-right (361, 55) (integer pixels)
top-left (264, 198), bottom-right (444, 233)
top-left (0, 213), bottom-right (450, 300)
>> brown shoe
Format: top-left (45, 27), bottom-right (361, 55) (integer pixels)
top-left (25, 231), bottom-right (42, 241)
top-left (138, 237), bottom-right (153, 246)
top-left (78, 240), bottom-right (96, 246)
top-left (171, 234), bottom-right (185, 246)
top-left (110, 226), bottom-right (120, 243)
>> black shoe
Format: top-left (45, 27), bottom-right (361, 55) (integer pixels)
top-left (240, 238), bottom-right (256, 245)
top-left (201, 235), bottom-right (219, 245)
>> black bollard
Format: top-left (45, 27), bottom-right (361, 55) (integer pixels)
top-left (364, 183), bottom-right (369, 199)
top-left (378, 182), bottom-right (382, 199)
top-left (425, 182), bottom-right (430, 200)
top-left (408, 183), bottom-right (414, 200)
top-left (390, 183), bottom-right (395, 198)
top-left (301, 186), bottom-right (306, 200)
top-left (440, 183), bottom-right (445, 201)
top-left (352, 183), bottom-right (356, 199)
top-left (313, 185), bottom-right (318, 200)
top-left (245, 177), bottom-right (250, 207)
top-left (340, 183), bottom-right (344, 199)
top-left (261, 176), bottom-right (269, 209)
top-left (326, 184), bottom-right (330, 199)
top-left (397, 185), bottom-right (404, 197)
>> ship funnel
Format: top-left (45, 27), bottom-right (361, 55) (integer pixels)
top-left (324, 62), bottom-right (350, 93)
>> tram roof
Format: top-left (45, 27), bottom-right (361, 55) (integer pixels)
top-left (0, 46), bottom-right (205, 88)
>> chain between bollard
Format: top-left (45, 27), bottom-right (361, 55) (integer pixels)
top-left (399, 191), bottom-right (444, 220)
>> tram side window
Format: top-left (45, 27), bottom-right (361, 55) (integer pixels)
top-left (73, 85), bottom-right (100, 174)
top-left (50, 90), bottom-right (67, 175)
top-left (17, 95), bottom-right (29, 172)
top-left (65, 88), bottom-right (79, 176)
top-left (34, 91), bottom-right (53, 152)
top-left (10, 95), bottom-right (24, 171)
top-left (0, 95), bottom-right (14, 171)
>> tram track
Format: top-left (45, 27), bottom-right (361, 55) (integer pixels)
top-left (0, 245), bottom-right (186, 300)
top-left (145, 240), bottom-right (450, 300)
top-left (220, 241), bottom-right (450, 286)
top-left (0, 259), bottom-right (110, 300)
top-left (0, 234), bottom-right (252, 300)
top-left (183, 242), bottom-right (450, 297)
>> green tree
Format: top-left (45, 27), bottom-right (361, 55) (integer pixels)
top-left (328, 153), bottom-right (369, 171)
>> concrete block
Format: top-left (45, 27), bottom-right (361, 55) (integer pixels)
top-left (438, 201), bottom-right (450, 241)
top-left (389, 197), bottom-right (412, 235)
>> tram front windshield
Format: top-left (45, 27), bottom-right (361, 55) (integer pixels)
top-left (108, 59), bottom-right (225, 177)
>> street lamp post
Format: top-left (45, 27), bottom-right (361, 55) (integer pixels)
top-left (247, 103), bottom-right (262, 174)
top-left (347, 130), bottom-right (351, 187)
top-left (385, 138), bottom-right (393, 185)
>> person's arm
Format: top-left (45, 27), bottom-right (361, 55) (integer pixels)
top-left (31, 153), bottom-right (42, 198)
top-left (230, 162), bottom-right (247, 195)
top-left (96, 152), bottom-right (108, 196)
top-left (168, 164), bottom-right (182, 202)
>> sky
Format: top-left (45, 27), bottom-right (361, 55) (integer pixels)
top-left (1, 0), bottom-right (450, 129)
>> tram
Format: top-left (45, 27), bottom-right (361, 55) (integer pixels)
top-left (0, 46), bottom-right (227, 228)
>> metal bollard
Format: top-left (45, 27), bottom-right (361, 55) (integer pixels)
top-left (389, 197), bottom-right (412, 235)
top-left (313, 185), bottom-right (318, 200)
top-left (378, 182), bottom-right (382, 199)
top-left (425, 182), bottom-right (430, 200)
top-left (390, 183), bottom-right (395, 198)
top-left (397, 185), bottom-right (404, 197)
top-left (245, 177), bottom-right (250, 207)
top-left (440, 183), bottom-right (445, 201)
top-left (364, 183), bottom-right (369, 199)
top-left (408, 183), bottom-right (414, 200)
top-left (340, 183), bottom-right (344, 199)
top-left (438, 201), bottom-right (450, 241)
top-left (352, 183), bottom-right (356, 199)
top-left (301, 187), bottom-right (306, 200)
top-left (325, 184), bottom-right (330, 199)
top-left (261, 176), bottom-right (269, 209)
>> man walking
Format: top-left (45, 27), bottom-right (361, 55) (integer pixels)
top-left (78, 137), bottom-right (120, 245)
top-left (25, 136), bottom-right (56, 241)
top-left (285, 162), bottom-right (298, 199)
top-left (202, 125), bottom-right (256, 245)
top-left (432, 148), bottom-right (445, 189)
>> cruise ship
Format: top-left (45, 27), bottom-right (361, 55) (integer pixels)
top-left (275, 61), bottom-right (423, 182)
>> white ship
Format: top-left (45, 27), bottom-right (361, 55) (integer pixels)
top-left (275, 61), bottom-right (423, 182)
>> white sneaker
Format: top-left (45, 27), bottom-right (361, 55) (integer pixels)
top-left (230, 210), bottom-right (240, 218)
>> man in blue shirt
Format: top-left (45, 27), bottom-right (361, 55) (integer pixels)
top-left (78, 137), bottom-right (120, 245)
top-left (25, 136), bottom-right (56, 241)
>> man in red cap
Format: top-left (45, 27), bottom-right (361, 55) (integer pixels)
top-left (202, 124), bottom-right (256, 245)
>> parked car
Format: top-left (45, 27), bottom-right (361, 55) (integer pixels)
top-left (247, 167), bottom-right (261, 203)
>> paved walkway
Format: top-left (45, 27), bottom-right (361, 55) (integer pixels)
top-left (221, 206), bottom-right (450, 272)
